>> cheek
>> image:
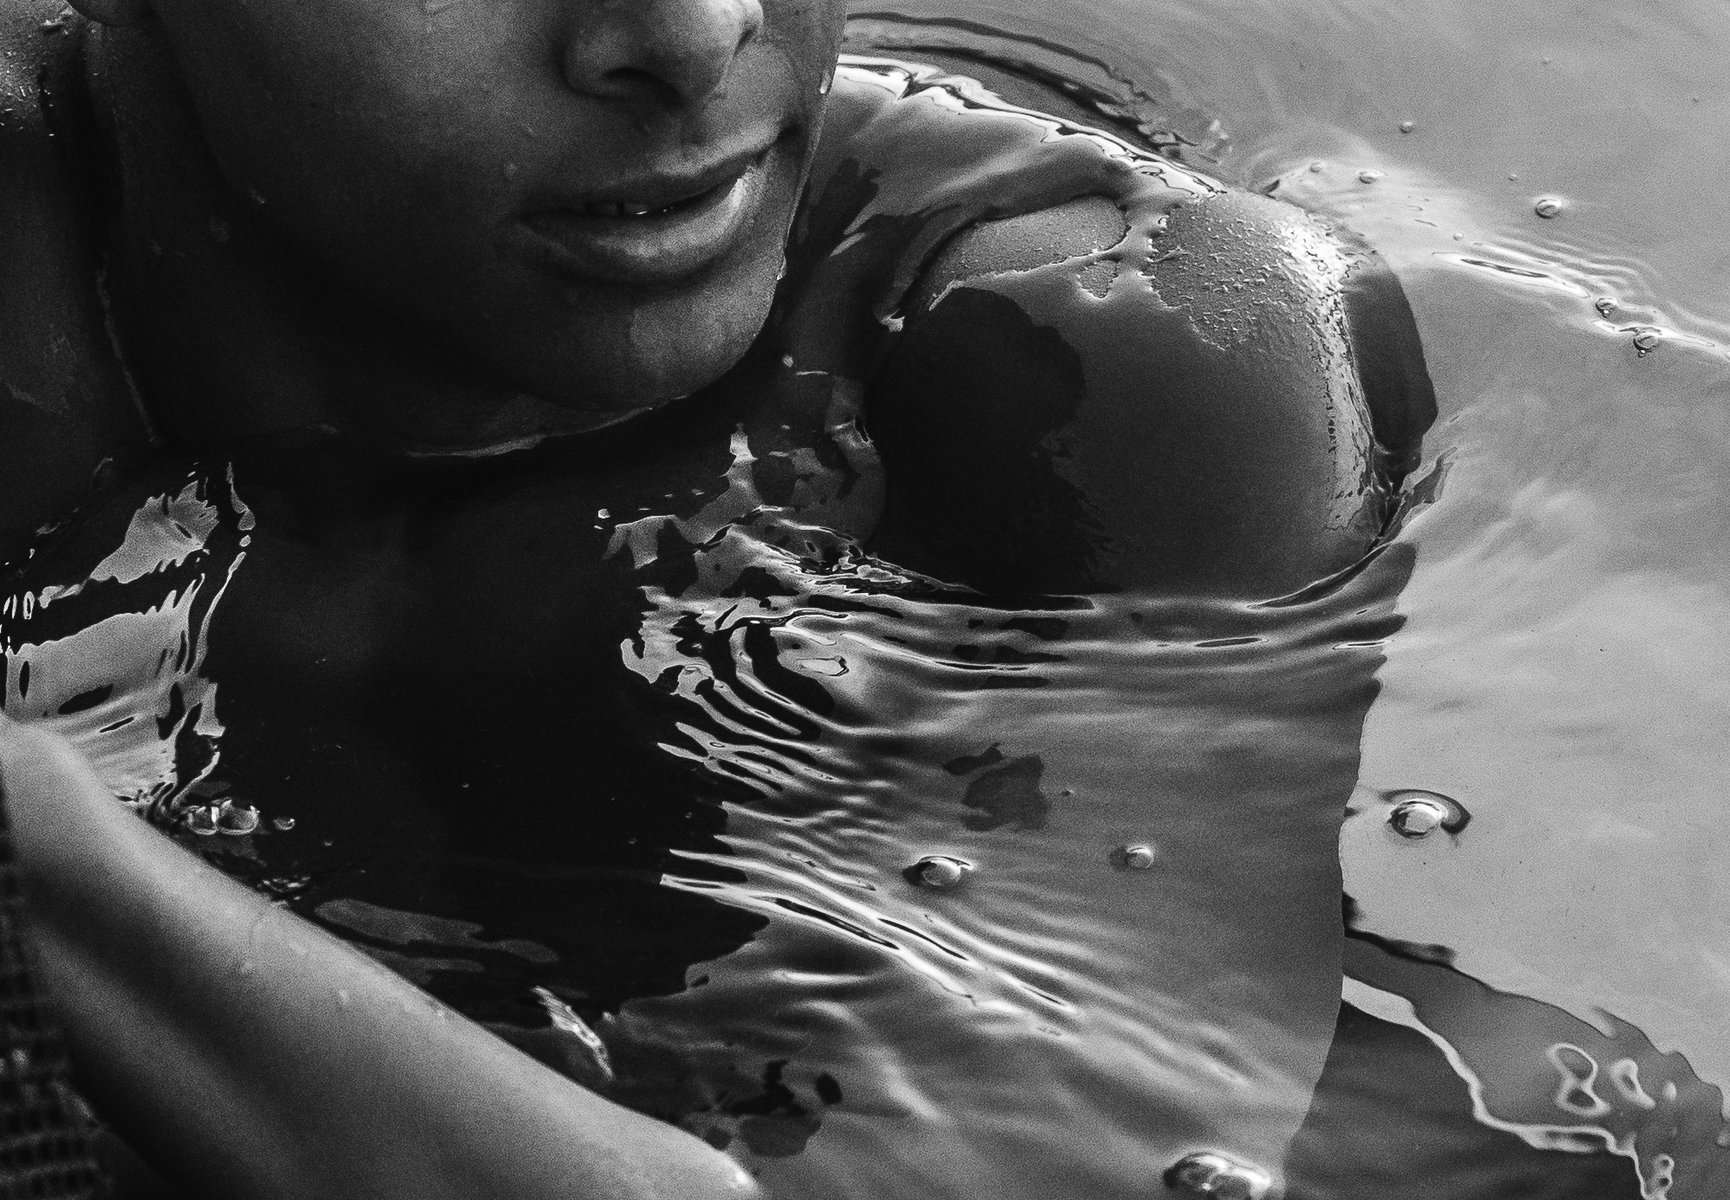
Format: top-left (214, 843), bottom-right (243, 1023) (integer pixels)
top-left (169, 5), bottom-right (524, 217)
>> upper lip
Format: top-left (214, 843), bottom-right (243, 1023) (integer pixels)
top-left (524, 136), bottom-right (779, 215)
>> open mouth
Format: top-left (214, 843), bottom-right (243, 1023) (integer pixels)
top-left (511, 146), bottom-right (779, 286)
top-left (569, 189), bottom-right (724, 220)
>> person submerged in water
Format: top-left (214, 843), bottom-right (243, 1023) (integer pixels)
top-left (0, 0), bottom-right (1523, 1196)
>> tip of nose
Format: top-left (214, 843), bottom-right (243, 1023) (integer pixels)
top-left (564, 0), bottom-right (767, 106)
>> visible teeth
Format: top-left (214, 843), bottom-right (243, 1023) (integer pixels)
top-left (579, 200), bottom-right (672, 218)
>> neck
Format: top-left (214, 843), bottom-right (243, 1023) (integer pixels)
top-left (84, 23), bottom-right (640, 457)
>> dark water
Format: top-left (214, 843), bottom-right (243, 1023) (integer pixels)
top-left (5, 3), bottom-right (1730, 1198)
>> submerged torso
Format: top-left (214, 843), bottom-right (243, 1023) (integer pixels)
top-left (3, 58), bottom-right (1408, 1198)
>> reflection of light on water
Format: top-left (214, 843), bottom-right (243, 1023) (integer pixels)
top-left (1, 468), bottom-right (254, 824)
top-left (604, 427), bottom-right (1410, 1194)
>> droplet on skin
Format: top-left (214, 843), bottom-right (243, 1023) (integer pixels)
top-left (1533, 196), bottom-right (1565, 219)
top-left (1384, 790), bottom-right (1471, 839)
top-left (1356, 169), bottom-right (1383, 184)
top-left (1307, 160), bottom-right (1326, 173)
top-left (1594, 295), bottom-right (1618, 317)
top-left (1399, 121), bottom-right (1415, 134)
top-left (335, 989), bottom-right (351, 1010)
top-left (904, 855), bottom-right (970, 890)
top-left (1633, 327), bottom-right (1663, 356)
top-left (1110, 843), bottom-right (1157, 870)
top-left (1164, 1151), bottom-right (1273, 1200)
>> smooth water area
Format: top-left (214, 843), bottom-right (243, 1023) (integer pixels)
top-left (4, 2), bottom-right (1729, 1198)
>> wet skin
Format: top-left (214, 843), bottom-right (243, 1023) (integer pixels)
top-left (0, 0), bottom-right (1443, 1195)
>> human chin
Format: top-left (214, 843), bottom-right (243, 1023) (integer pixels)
top-left (483, 252), bottom-right (783, 414)
top-left (485, 158), bottom-right (801, 408)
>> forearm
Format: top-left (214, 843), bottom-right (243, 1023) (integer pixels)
top-left (0, 717), bottom-right (762, 1200)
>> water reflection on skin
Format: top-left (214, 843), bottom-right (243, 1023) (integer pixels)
top-left (1, 53), bottom-right (1722, 1200)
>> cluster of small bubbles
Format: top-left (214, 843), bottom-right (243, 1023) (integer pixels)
top-left (1163, 1151), bottom-right (1273, 1200)
top-left (904, 855), bottom-right (971, 890)
top-left (1595, 295), bottom-right (1618, 317)
top-left (1533, 196), bottom-right (1566, 219)
top-left (1384, 790), bottom-right (1471, 839)
top-left (1633, 327), bottom-right (1663, 356)
top-left (1356, 169), bottom-right (1383, 185)
top-left (1650, 1154), bottom-right (1675, 1195)
top-left (1110, 842), bottom-right (1157, 870)
top-left (1399, 120), bottom-right (1416, 134)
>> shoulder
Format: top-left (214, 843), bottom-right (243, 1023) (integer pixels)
top-left (0, 4), bottom-right (150, 565)
top-left (868, 172), bottom-right (1434, 598)
top-left (919, 185), bottom-right (1435, 478)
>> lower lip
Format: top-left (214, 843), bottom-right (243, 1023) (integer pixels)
top-left (510, 152), bottom-right (772, 287)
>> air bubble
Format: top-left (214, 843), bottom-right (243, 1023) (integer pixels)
top-left (1385, 790), bottom-right (1471, 839)
top-left (1308, 161), bottom-right (1326, 173)
top-left (1356, 169), bottom-right (1383, 185)
top-left (1633, 327), bottom-right (1663, 356)
top-left (185, 806), bottom-right (218, 836)
top-left (904, 855), bottom-right (971, 890)
top-left (1594, 296), bottom-right (1618, 317)
top-left (1110, 843), bottom-right (1157, 870)
top-left (217, 799), bottom-right (259, 835)
top-left (1533, 196), bottom-right (1565, 219)
top-left (1164, 1151), bottom-right (1272, 1200)
top-left (272, 816), bottom-right (296, 832)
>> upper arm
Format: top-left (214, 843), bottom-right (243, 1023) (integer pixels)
top-left (864, 188), bottom-right (1432, 598)
top-left (0, 14), bottom-right (151, 564)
